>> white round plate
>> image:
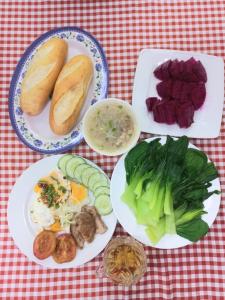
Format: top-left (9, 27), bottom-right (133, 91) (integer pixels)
top-left (8, 155), bottom-right (117, 268)
top-left (9, 27), bottom-right (109, 153)
top-left (110, 136), bottom-right (221, 249)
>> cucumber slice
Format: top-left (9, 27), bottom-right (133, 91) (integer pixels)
top-left (81, 166), bottom-right (99, 187)
top-left (65, 156), bottom-right (85, 178)
top-left (92, 175), bottom-right (109, 191)
top-left (94, 186), bottom-right (110, 198)
top-left (73, 163), bottom-right (90, 182)
top-left (88, 172), bottom-right (102, 190)
top-left (95, 194), bottom-right (112, 215)
top-left (58, 154), bottom-right (73, 174)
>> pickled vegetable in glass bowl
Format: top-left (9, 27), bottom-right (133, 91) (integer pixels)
top-left (97, 236), bottom-right (147, 286)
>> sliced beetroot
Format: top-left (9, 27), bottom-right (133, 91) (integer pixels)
top-left (192, 60), bottom-right (207, 82)
top-left (183, 57), bottom-right (199, 82)
top-left (163, 100), bottom-right (176, 124)
top-left (150, 57), bottom-right (207, 128)
top-left (152, 100), bottom-right (176, 125)
top-left (146, 97), bottom-right (160, 112)
top-left (154, 64), bottom-right (164, 80)
top-left (152, 101), bottom-right (166, 123)
top-left (156, 80), bottom-right (173, 98)
top-left (179, 82), bottom-right (193, 103)
top-left (176, 102), bottom-right (195, 128)
top-left (191, 82), bottom-right (206, 109)
top-left (171, 80), bottom-right (183, 99)
top-left (169, 59), bottom-right (180, 79)
top-left (161, 60), bottom-right (172, 80)
top-left (178, 60), bottom-right (185, 80)
top-left (154, 60), bottom-right (171, 80)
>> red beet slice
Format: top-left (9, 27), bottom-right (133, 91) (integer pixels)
top-left (171, 80), bottom-right (183, 99)
top-left (193, 60), bottom-right (207, 82)
top-left (152, 99), bottom-right (176, 125)
top-left (183, 57), bottom-right (199, 82)
top-left (154, 64), bottom-right (164, 80)
top-left (169, 59), bottom-right (180, 79)
top-left (178, 60), bottom-right (185, 80)
top-left (176, 102), bottom-right (195, 128)
top-left (163, 100), bottom-right (176, 124)
top-left (179, 82), bottom-right (193, 103)
top-left (191, 82), bottom-right (206, 109)
top-left (146, 97), bottom-right (160, 112)
top-left (161, 60), bottom-right (172, 80)
top-left (154, 60), bottom-right (171, 80)
top-left (156, 80), bottom-right (173, 98)
top-left (152, 101), bottom-right (166, 123)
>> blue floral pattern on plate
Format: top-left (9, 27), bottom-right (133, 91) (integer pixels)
top-left (8, 27), bottom-right (109, 154)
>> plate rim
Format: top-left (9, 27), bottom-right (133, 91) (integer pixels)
top-left (7, 154), bottom-right (117, 269)
top-left (8, 26), bottom-right (109, 154)
top-left (110, 136), bottom-right (221, 249)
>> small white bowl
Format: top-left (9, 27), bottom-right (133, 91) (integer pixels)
top-left (82, 98), bottom-right (141, 156)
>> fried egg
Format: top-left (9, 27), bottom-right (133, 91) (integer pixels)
top-left (30, 198), bottom-right (54, 228)
top-left (30, 170), bottom-right (90, 232)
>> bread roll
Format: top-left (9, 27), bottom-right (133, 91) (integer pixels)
top-left (49, 55), bottom-right (93, 135)
top-left (20, 37), bottom-right (68, 115)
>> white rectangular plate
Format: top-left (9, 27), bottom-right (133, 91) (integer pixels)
top-left (132, 49), bottom-right (224, 138)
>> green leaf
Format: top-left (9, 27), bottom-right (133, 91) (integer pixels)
top-left (176, 218), bottom-right (209, 242)
top-left (175, 208), bottom-right (207, 226)
top-left (197, 162), bottom-right (219, 183)
top-left (184, 148), bottom-right (208, 178)
top-left (124, 141), bottom-right (149, 184)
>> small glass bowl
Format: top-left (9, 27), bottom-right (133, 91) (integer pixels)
top-left (96, 236), bottom-right (147, 286)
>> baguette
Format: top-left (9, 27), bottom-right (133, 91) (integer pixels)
top-left (20, 37), bottom-right (68, 115)
top-left (49, 55), bottom-right (93, 135)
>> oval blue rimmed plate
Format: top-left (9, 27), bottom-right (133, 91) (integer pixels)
top-left (9, 27), bottom-right (109, 154)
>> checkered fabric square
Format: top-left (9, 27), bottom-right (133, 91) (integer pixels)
top-left (0, 1), bottom-right (225, 299)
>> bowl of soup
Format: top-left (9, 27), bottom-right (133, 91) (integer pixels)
top-left (82, 98), bottom-right (140, 156)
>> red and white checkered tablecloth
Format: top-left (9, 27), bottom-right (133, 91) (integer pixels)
top-left (1, 1), bottom-right (225, 299)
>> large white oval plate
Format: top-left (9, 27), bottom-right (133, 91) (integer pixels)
top-left (8, 155), bottom-right (117, 268)
top-left (9, 27), bottom-right (109, 153)
top-left (110, 136), bottom-right (221, 249)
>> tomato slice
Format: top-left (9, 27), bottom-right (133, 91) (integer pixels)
top-left (33, 230), bottom-right (56, 260)
top-left (52, 234), bottom-right (76, 264)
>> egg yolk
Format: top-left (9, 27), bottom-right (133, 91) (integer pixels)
top-left (70, 182), bottom-right (88, 204)
top-left (34, 184), bottom-right (42, 193)
top-left (49, 219), bottom-right (62, 232)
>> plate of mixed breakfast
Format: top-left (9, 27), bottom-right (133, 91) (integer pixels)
top-left (8, 154), bottom-right (116, 268)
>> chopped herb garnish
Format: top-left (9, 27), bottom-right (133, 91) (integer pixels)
top-left (40, 183), bottom-right (59, 208)
top-left (50, 176), bottom-right (60, 184)
top-left (59, 186), bottom-right (67, 193)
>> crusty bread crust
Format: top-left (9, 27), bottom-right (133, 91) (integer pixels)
top-left (20, 37), bottom-right (68, 115)
top-left (49, 55), bottom-right (93, 135)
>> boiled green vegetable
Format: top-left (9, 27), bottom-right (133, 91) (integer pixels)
top-left (121, 136), bottom-right (219, 244)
